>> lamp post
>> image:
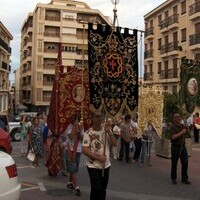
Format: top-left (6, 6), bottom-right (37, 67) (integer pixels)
top-left (111, 0), bottom-right (119, 29)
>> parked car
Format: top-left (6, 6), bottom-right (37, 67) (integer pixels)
top-left (9, 122), bottom-right (21, 141)
top-left (0, 114), bottom-right (9, 132)
top-left (0, 128), bottom-right (12, 154)
top-left (0, 151), bottom-right (21, 200)
top-left (14, 112), bottom-right (37, 122)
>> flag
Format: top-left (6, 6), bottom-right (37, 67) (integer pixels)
top-left (46, 42), bottom-right (91, 176)
top-left (179, 58), bottom-right (200, 113)
top-left (88, 23), bottom-right (138, 117)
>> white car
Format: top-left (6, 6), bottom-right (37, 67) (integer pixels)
top-left (0, 151), bottom-right (21, 200)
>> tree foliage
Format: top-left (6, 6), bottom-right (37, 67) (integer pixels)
top-left (163, 93), bottom-right (183, 123)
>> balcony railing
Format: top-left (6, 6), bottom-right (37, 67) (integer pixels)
top-left (144, 72), bottom-right (153, 81)
top-left (189, 33), bottom-right (200, 46)
top-left (0, 38), bottom-right (11, 53)
top-left (44, 32), bottom-right (60, 37)
top-left (160, 41), bottom-right (178, 54)
top-left (159, 14), bottom-right (178, 29)
top-left (145, 27), bottom-right (154, 37)
top-left (159, 69), bottom-right (178, 79)
top-left (1, 61), bottom-right (8, 70)
top-left (144, 49), bottom-right (153, 59)
top-left (189, 2), bottom-right (200, 16)
top-left (45, 15), bottom-right (60, 21)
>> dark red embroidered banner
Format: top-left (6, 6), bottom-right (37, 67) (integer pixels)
top-left (46, 43), bottom-right (90, 176)
top-left (48, 67), bottom-right (90, 135)
top-left (88, 23), bottom-right (138, 117)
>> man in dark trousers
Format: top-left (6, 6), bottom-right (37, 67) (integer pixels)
top-left (170, 113), bottom-right (191, 185)
top-left (82, 111), bottom-right (117, 200)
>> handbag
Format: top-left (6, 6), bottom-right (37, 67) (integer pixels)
top-left (195, 123), bottom-right (200, 130)
top-left (27, 149), bottom-right (35, 162)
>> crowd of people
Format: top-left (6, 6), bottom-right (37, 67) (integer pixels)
top-left (14, 110), bottom-right (200, 199)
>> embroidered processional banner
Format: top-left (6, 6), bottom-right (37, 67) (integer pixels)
top-left (88, 23), bottom-right (138, 117)
top-left (137, 86), bottom-right (164, 138)
top-left (179, 58), bottom-right (200, 113)
top-left (46, 43), bottom-right (90, 176)
top-left (48, 67), bottom-right (91, 135)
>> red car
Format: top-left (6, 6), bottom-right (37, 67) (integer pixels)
top-left (0, 128), bottom-right (12, 154)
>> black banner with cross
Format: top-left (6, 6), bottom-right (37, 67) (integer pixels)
top-left (88, 23), bottom-right (138, 117)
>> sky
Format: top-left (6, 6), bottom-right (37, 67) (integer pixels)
top-left (0, 0), bottom-right (166, 83)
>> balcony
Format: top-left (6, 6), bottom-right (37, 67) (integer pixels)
top-left (189, 2), bottom-right (200, 20)
top-left (159, 14), bottom-right (179, 32)
top-left (1, 61), bottom-right (8, 71)
top-left (0, 38), bottom-right (11, 53)
top-left (144, 49), bottom-right (153, 62)
top-left (159, 69), bottom-right (178, 80)
top-left (160, 42), bottom-right (179, 57)
top-left (189, 33), bottom-right (200, 48)
top-left (45, 15), bottom-right (60, 22)
top-left (43, 96), bottom-right (51, 102)
top-left (144, 72), bottom-right (153, 81)
top-left (44, 32), bottom-right (60, 37)
top-left (145, 27), bottom-right (154, 40)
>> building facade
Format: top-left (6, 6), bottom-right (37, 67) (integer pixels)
top-left (20, 0), bottom-right (111, 113)
top-left (144, 0), bottom-right (200, 93)
top-left (0, 21), bottom-right (13, 115)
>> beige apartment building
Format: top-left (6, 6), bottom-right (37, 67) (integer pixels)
top-left (144, 0), bottom-right (200, 93)
top-left (20, 0), bottom-right (111, 113)
top-left (0, 21), bottom-right (13, 115)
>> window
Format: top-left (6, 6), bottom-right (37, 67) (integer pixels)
top-left (195, 53), bottom-right (200, 60)
top-left (164, 86), bottom-right (168, 91)
top-left (158, 38), bottom-right (162, 50)
top-left (172, 86), bottom-right (177, 94)
top-left (150, 41), bottom-right (153, 50)
top-left (164, 10), bottom-right (169, 18)
top-left (181, 28), bottom-right (186, 42)
top-left (158, 14), bottom-right (162, 25)
top-left (150, 64), bottom-right (153, 74)
top-left (173, 5), bottom-right (178, 15)
top-left (150, 19), bottom-right (153, 27)
top-left (158, 62), bottom-right (161, 74)
top-left (144, 65), bottom-right (147, 73)
top-left (195, 22), bottom-right (200, 34)
top-left (181, 1), bottom-right (186, 15)
top-left (172, 59), bottom-right (178, 78)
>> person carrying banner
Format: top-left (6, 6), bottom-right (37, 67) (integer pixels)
top-left (170, 113), bottom-right (191, 185)
top-left (82, 111), bottom-right (117, 200)
top-left (64, 114), bottom-right (84, 196)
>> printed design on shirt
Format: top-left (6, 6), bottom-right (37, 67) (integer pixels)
top-left (88, 132), bottom-right (104, 156)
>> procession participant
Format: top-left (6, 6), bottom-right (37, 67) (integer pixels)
top-left (20, 114), bottom-right (31, 157)
top-left (139, 121), bottom-right (155, 167)
top-left (64, 114), bottom-right (83, 196)
top-left (112, 118), bottom-right (121, 159)
top-left (170, 113), bottom-right (191, 185)
top-left (29, 117), bottom-right (43, 167)
top-left (82, 111), bottom-right (117, 200)
top-left (118, 114), bottom-right (132, 163)
top-left (193, 112), bottom-right (200, 143)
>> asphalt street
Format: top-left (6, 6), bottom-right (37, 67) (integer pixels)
top-left (12, 141), bottom-right (200, 200)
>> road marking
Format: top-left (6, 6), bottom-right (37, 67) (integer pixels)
top-left (38, 182), bottom-right (46, 191)
top-left (21, 186), bottom-right (39, 192)
top-left (21, 182), bottom-right (46, 192)
top-left (21, 182), bottom-right (37, 187)
top-left (17, 165), bottom-right (32, 169)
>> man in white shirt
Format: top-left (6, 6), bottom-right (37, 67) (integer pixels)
top-left (82, 111), bottom-right (117, 200)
